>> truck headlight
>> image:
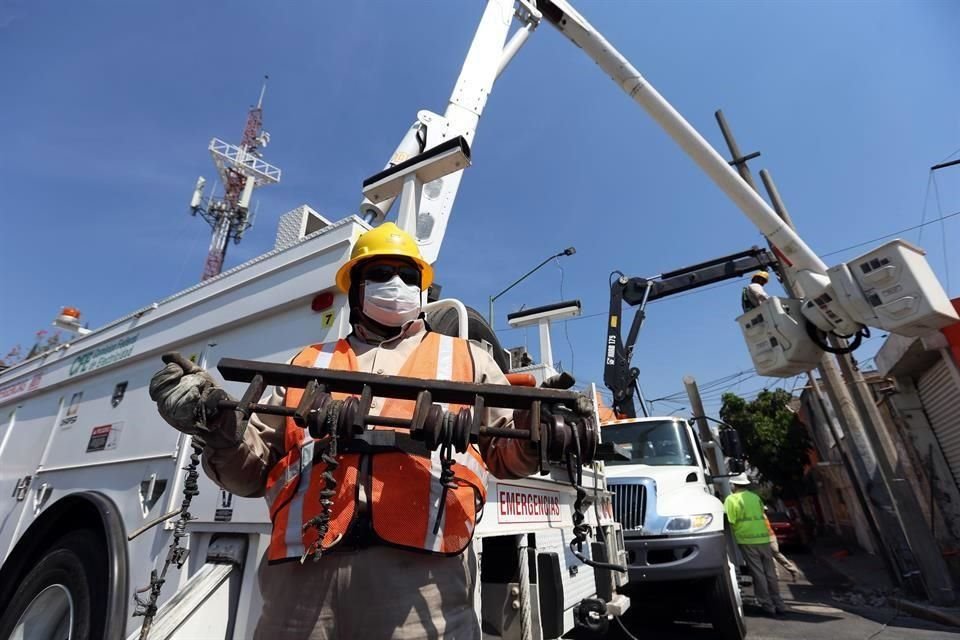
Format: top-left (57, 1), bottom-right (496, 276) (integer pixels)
top-left (663, 514), bottom-right (713, 534)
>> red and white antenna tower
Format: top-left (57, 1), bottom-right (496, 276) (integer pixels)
top-left (189, 76), bottom-right (281, 281)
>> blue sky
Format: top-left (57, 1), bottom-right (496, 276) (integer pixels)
top-left (2, 1), bottom-right (958, 415)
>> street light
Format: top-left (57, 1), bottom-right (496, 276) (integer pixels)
top-left (488, 247), bottom-right (576, 325)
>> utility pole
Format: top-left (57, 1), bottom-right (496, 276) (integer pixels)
top-left (715, 111), bottom-right (906, 593)
top-left (761, 166), bottom-right (956, 606)
top-left (714, 110), bottom-right (955, 605)
top-left (684, 375), bottom-right (729, 497)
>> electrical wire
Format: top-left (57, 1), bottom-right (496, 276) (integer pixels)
top-left (918, 172), bottom-right (933, 244)
top-left (936, 145), bottom-right (960, 164)
top-left (655, 370), bottom-right (753, 399)
top-left (931, 173), bottom-right (952, 293)
top-left (821, 208), bottom-right (960, 258)
top-left (650, 370), bottom-right (756, 403)
top-left (613, 615), bottom-right (642, 640)
top-left (555, 256), bottom-right (576, 373)
top-left (497, 205), bottom-right (960, 337)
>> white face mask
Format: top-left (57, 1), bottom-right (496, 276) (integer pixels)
top-left (362, 275), bottom-right (422, 327)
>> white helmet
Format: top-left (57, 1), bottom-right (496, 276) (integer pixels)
top-left (730, 473), bottom-right (752, 486)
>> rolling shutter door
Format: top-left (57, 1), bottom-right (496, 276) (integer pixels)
top-left (917, 359), bottom-right (960, 490)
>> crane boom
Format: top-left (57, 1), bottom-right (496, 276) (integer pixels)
top-left (604, 247), bottom-right (779, 419)
top-left (359, 0), bottom-right (517, 264)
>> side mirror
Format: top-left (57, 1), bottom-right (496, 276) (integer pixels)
top-left (726, 458), bottom-right (745, 474)
top-left (718, 428), bottom-right (743, 460)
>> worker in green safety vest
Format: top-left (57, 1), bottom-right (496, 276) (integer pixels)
top-left (724, 474), bottom-right (787, 616)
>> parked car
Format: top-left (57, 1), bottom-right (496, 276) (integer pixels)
top-left (767, 511), bottom-right (808, 548)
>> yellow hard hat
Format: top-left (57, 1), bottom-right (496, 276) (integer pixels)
top-left (753, 271), bottom-right (770, 283)
top-left (335, 222), bottom-right (433, 293)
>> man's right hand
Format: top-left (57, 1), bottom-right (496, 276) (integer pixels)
top-left (149, 352), bottom-right (240, 449)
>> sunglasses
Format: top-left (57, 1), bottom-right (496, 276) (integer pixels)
top-left (360, 263), bottom-right (421, 287)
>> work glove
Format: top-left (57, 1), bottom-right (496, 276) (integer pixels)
top-left (149, 352), bottom-right (242, 449)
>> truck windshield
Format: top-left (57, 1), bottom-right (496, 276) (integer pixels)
top-left (602, 419), bottom-right (696, 466)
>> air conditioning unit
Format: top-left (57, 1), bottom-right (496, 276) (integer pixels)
top-left (274, 205), bottom-right (331, 249)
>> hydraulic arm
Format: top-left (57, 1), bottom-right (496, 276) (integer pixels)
top-left (604, 247), bottom-right (778, 418)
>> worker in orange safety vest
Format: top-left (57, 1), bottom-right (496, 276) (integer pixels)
top-left (149, 223), bottom-right (581, 639)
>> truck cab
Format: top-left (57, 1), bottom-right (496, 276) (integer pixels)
top-left (602, 416), bottom-right (745, 639)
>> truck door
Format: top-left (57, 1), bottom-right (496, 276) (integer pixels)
top-left (689, 425), bottom-right (709, 473)
top-left (0, 393), bottom-right (63, 559)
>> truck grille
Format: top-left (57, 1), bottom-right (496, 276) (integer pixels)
top-left (609, 483), bottom-right (646, 531)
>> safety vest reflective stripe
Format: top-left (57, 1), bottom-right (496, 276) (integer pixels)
top-left (267, 341), bottom-right (360, 561)
top-left (379, 335), bottom-right (488, 489)
top-left (264, 332), bottom-right (490, 561)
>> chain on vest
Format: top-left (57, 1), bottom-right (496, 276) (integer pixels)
top-left (263, 332), bottom-right (489, 561)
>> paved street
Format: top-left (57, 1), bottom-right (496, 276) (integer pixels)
top-left (611, 551), bottom-right (959, 640)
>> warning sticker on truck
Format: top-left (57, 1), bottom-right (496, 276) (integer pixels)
top-left (60, 391), bottom-right (83, 427)
top-left (496, 483), bottom-right (562, 524)
top-left (86, 422), bottom-right (123, 453)
top-left (215, 489), bottom-right (234, 522)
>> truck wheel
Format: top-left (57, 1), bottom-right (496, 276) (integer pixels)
top-left (707, 554), bottom-right (746, 640)
top-left (0, 529), bottom-right (106, 640)
top-left (426, 304), bottom-right (510, 372)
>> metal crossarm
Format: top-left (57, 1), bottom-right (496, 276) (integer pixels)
top-left (217, 357), bottom-right (587, 411)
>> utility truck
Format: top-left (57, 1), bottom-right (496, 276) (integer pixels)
top-left (0, 206), bottom-right (630, 640)
top-left (2, 1), bottom-right (958, 640)
top-left (599, 257), bottom-right (762, 640)
top-left (602, 417), bottom-right (744, 638)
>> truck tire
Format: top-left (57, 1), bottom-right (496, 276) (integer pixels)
top-left (707, 554), bottom-right (746, 640)
top-left (0, 529), bottom-right (106, 640)
top-left (426, 305), bottom-right (510, 373)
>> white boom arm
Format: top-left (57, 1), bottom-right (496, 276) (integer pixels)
top-left (361, 0), bottom-right (869, 333)
top-left (359, 0), bottom-right (525, 264)
top-left (535, 1), bottom-right (865, 332)
top-left (538, 1), bottom-right (826, 274)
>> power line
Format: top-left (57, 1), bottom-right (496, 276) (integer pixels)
top-left (655, 373), bottom-right (756, 402)
top-left (497, 207), bottom-right (960, 336)
top-left (556, 257), bottom-right (577, 373)
top-left (937, 145), bottom-right (960, 165)
top-left (918, 172), bottom-right (933, 244)
top-left (821, 208), bottom-right (960, 259)
top-left (648, 369), bottom-right (756, 403)
top-left (931, 174), bottom-right (952, 293)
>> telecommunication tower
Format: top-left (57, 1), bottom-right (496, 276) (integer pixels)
top-left (189, 77), bottom-right (281, 280)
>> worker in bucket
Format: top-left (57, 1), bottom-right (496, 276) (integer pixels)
top-left (724, 473), bottom-right (788, 617)
top-left (741, 270), bottom-right (771, 312)
top-left (149, 222), bottom-right (586, 638)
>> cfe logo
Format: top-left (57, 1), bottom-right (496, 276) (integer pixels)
top-left (68, 335), bottom-right (139, 377)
